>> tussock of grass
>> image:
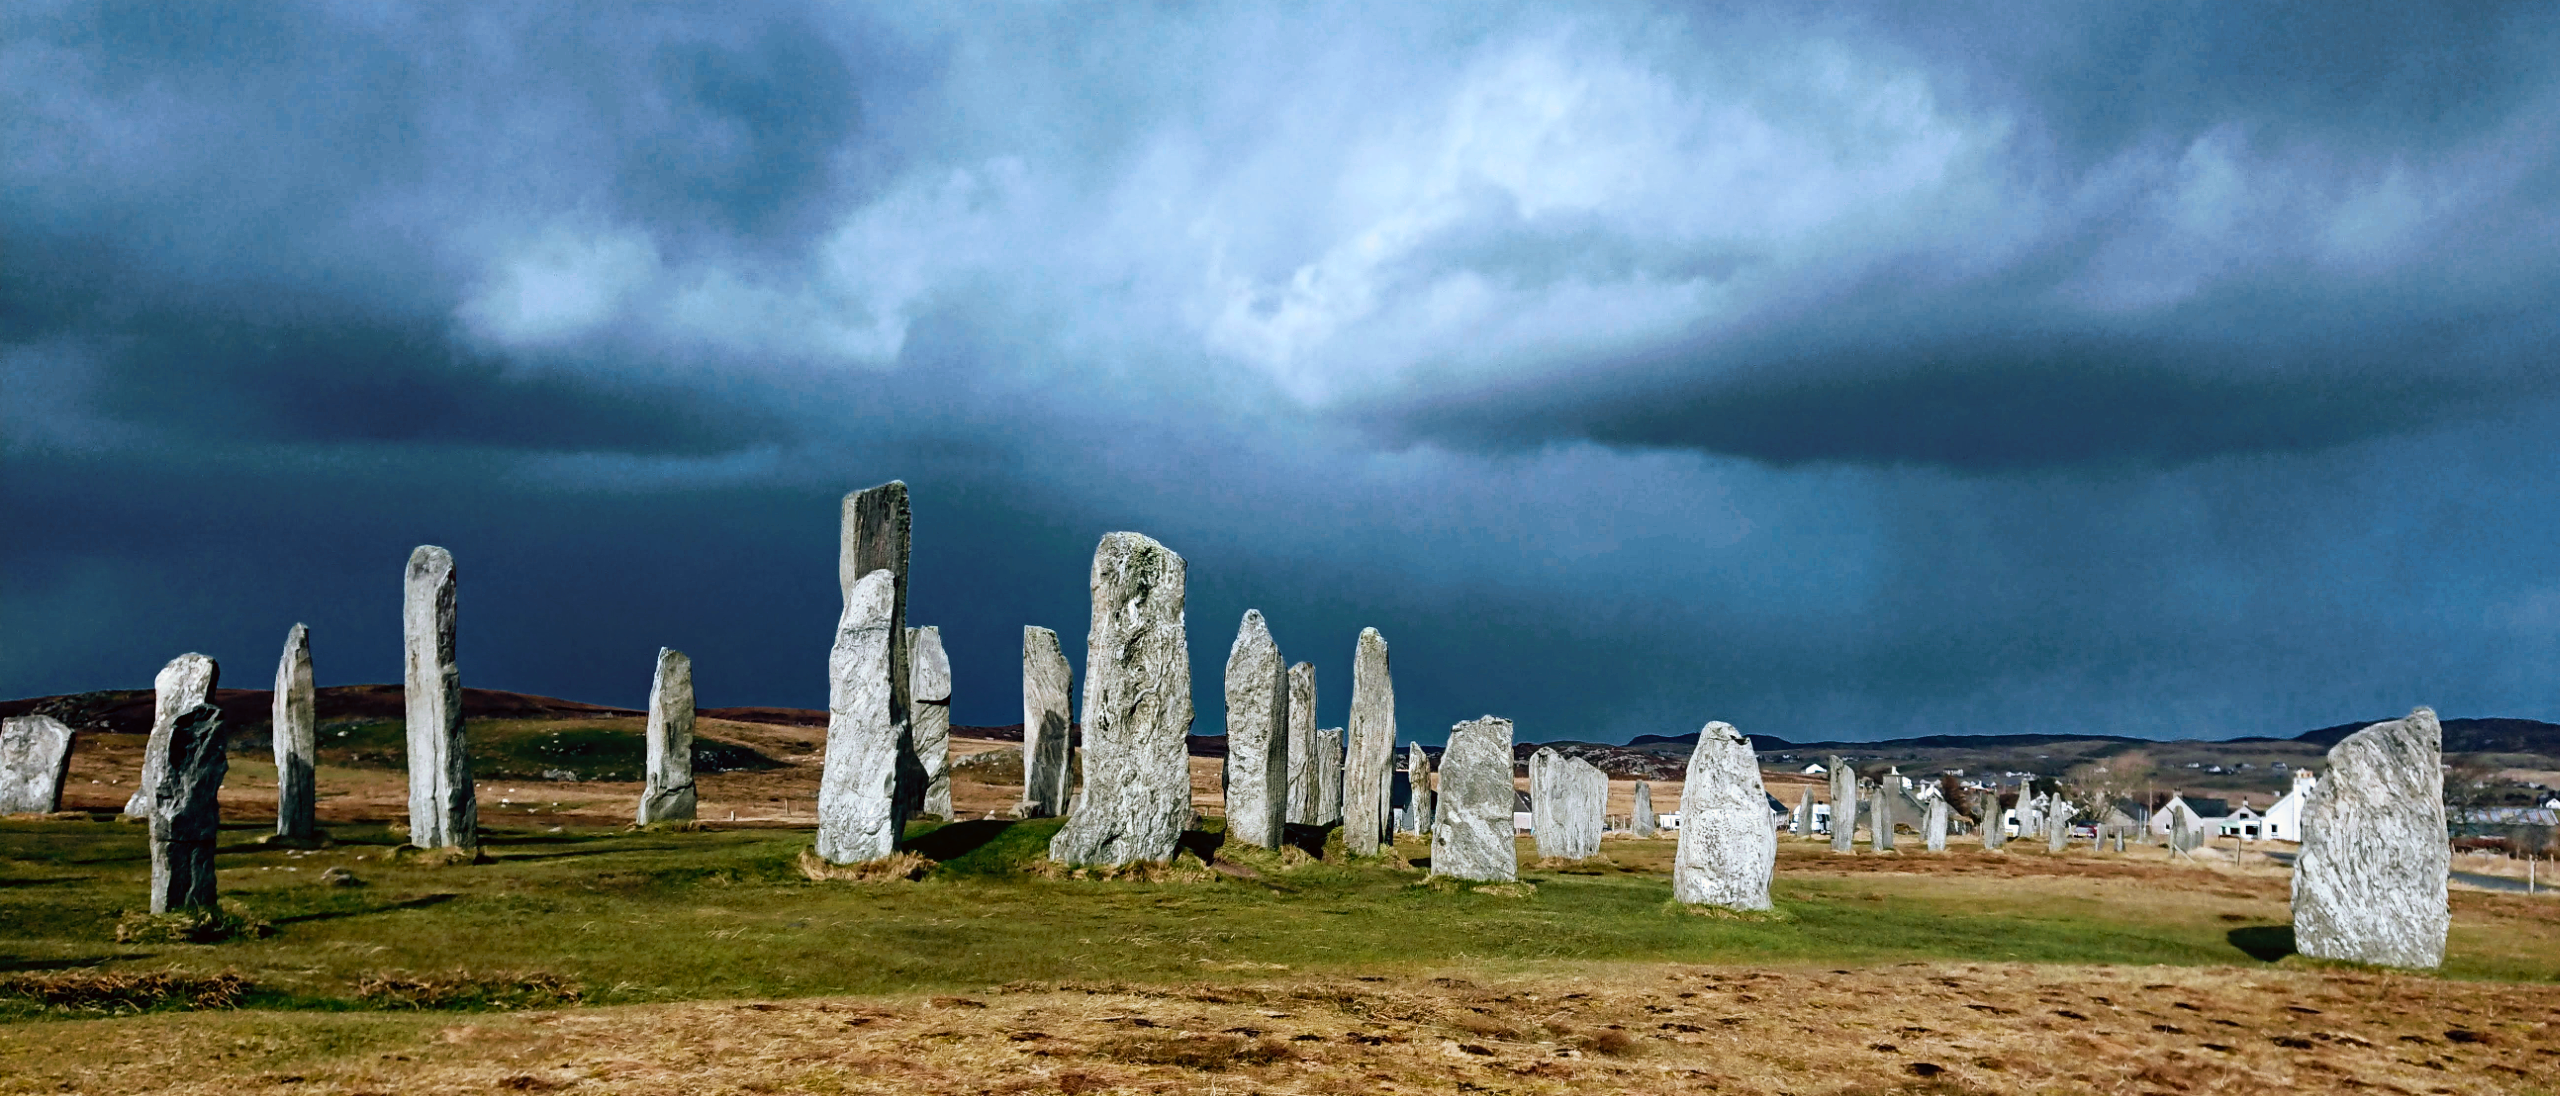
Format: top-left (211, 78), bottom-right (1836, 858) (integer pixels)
top-left (384, 843), bottom-right (489, 866)
top-left (1470, 882), bottom-right (1537, 898)
top-left (113, 901), bottom-right (274, 944)
top-left (1030, 853), bottom-right (1218, 883)
top-left (1664, 899), bottom-right (1792, 921)
top-left (0, 969), bottom-right (252, 1013)
top-left (1092, 1032), bottom-right (1295, 1070)
top-left (796, 848), bottom-right (936, 882)
top-left (354, 969), bottom-right (582, 1010)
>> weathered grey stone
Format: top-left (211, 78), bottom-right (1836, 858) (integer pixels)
top-left (149, 658), bottom-right (227, 913)
top-left (818, 569), bottom-right (904, 863)
top-left (1671, 721), bottom-right (1774, 910)
top-left (1315, 728), bottom-right (1344, 824)
top-left (841, 483), bottom-right (923, 820)
top-left (1049, 532), bottom-right (1194, 867)
top-left (1792, 786), bottom-right (1814, 838)
top-left (910, 626), bottom-right (953, 820)
top-left (2019, 792), bottom-right (2044, 841)
top-left (272, 624), bottom-right (317, 839)
top-left (1221, 610), bottom-right (1288, 850)
top-left (637, 647), bottom-right (696, 824)
top-left (1020, 626), bottom-right (1073, 818)
top-left (1870, 783), bottom-right (1895, 851)
top-left (1342, 628), bottom-right (1395, 856)
top-left (1925, 796), bottom-right (1949, 852)
top-left (0, 715), bottom-right (75, 814)
top-left (125, 652), bottom-right (219, 818)
top-left (1631, 780), bottom-right (1658, 837)
top-left (1283, 662), bottom-right (1317, 825)
top-left (1828, 757), bottom-right (1856, 853)
top-left (1979, 789), bottom-right (2006, 850)
top-left (2293, 707), bottom-right (2450, 969)
top-left (403, 547), bottom-right (476, 850)
top-left (1429, 716), bottom-right (1517, 882)
top-left (1529, 749), bottom-right (1603, 859)
top-left (1404, 742), bottom-right (1434, 835)
top-left (2045, 796), bottom-right (2072, 853)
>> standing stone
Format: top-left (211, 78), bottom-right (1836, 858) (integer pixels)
top-left (637, 648), bottom-right (696, 825)
top-left (1405, 741), bottom-right (1435, 836)
top-left (0, 715), bottom-right (76, 814)
top-left (1021, 626), bottom-right (1074, 818)
top-left (1979, 789), bottom-right (2006, 850)
top-left (1631, 780), bottom-right (1658, 837)
top-left (1925, 796), bottom-right (1949, 852)
top-left (1315, 728), bottom-right (1345, 824)
top-left (2046, 797), bottom-right (2072, 853)
top-left (1221, 610), bottom-right (1289, 849)
top-left (1828, 757), bottom-right (1857, 853)
top-left (818, 570), bottom-right (903, 862)
top-left (1528, 748), bottom-right (1563, 855)
top-left (910, 626), bottom-right (953, 820)
top-left (1430, 716), bottom-right (1518, 882)
top-left (841, 482), bottom-right (922, 820)
top-left (1283, 662), bottom-right (1318, 825)
top-left (1530, 749), bottom-right (1603, 859)
top-left (149, 658), bottom-right (227, 913)
top-left (2019, 792), bottom-right (2044, 841)
top-left (1870, 782), bottom-right (1895, 851)
top-left (403, 547), bottom-right (475, 850)
top-left (1792, 786), bottom-right (1814, 838)
top-left (272, 624), bottom-right (318, 839)
top-left (2293, 707), bottom-right (2450, 969)
top-left (1049, 533), bottom-right (1194, 867)
top-left (124, 653), bottom-right (219, 818)
top-left (1342, 628), bottom-right (1395, 855)
top-left (1672, 721), bottom-right (1775, 910)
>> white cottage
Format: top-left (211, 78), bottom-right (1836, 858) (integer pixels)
top-left (2259, 769), bottom-right (2317, 842)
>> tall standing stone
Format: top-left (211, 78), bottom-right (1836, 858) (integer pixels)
top-left (2293, 707), bottom-right (2449, 969)
top-left (1672, 721), bottom-right (1775, 910)
top-left (2045, 797), bottom-right (2072, 853)
top-left (1342, 628), bottom-right (1395, 855)
top-left (910, 626), bottom-right (953, 820)
top-left (1049, 532), bottom-right (1194, 867)
top-left (1792, 786), bottom-right (1814, 838)
top-left (1021, 626), bottom-right (1074, 818)
top-left (0, 715), bottom-right (76, 814)
top-left (1870, 782), bottom-right (1895, 851)
top-left (1221, 610), bottom-right (1289, 849)
top-left (148, 657), bottom-right (227, 913)
top-left (1924, 796), bottom-right (1949, 852)
top-left (1979, 789), bottom-right (2006, 849)
top-left (125, 653), bottom-right (219, 818)
top-left (637, 647), bottom-right (696, 824)
top-left (1430, 716), bottom-right (1517, 882)
top-left (1529, 749), bottom-right (1602, 859)
top-left (1283, 662), bottom-right (1318, 825)
top-left (404, 547), bottom-right (475, 850)
top-left (1316, 728), bottom-right (1345, 824)
top-left (1631, 780), bottom-right (1658, 837)
top-left (818, 570), bottom-right (903, 862)
top-left (272, 624), bottom-right (317, 839)
top-left (841, 483), bottom-right (923, 820)
top-left (1404, 741), bottom-right (1434, 835)
top-left (1828, 757), bottom-right (1856, 853)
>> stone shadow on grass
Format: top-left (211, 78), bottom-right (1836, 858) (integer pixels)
top-left (1282, 822), bottom-right (1333, 859)
top-left (904, 820), bottom-right (1015, 862)
top-left (269, 892), bottom-right (459, 926)
top-left (2228, 924), bottom-right (2297, 962)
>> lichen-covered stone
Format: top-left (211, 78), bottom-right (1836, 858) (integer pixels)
top-left (1221, 610), bottom-right (1288, 849)
top-left (1828, 757), bottom-right (1856, 853)
top-left (1529, 749), bottom-right (1603, 859)
top-left (1870, 784), bottom-right (1895, 852)
top-left (1631, 780), bottom-right (1658, 838)
top-left (818, 569), bottom-right (903, 863)
top-left (1316, 728), bottom-right (1344, 824)
top-left (1284, 662), bottom-right (1317, 825)
top-left (1048, 533), bottom-right (1193, 867)
top-left (1430, 716), bottom-right (1517, 882)
top-left (1020, 626), bottom-right (1073, 818)
top-left (403, 547), bottom-right (475, 850)
top-left (1343, 628), bottom-right (1395, 855)
top-left (910, 626), bottom-right (953, 819)
top-left (0, 715), bottom-right (75, 814)
top-left (1925, 796), bottom-right (1949, 852)
top-left (1671, 721), bottom-right (1774, 910)
top-left (2292, 707), bottom-right (2450, 969)
top-left (841, 482), bottom-right (922, 820)
top-left (125, 653), bottom-right (218, 818)
top-left (149, 659), bottom-right (227, 913)
top-left (1979, 789), bottom-right (2006, 849)
top-left (272, 624), bottom-right (317, 838)
top-left (638, 648), bottom-right (696, 824)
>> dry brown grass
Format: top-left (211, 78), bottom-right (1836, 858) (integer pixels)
top-left (0, 969), bottom-right (253, 1014)
top-left (794, 847), bottom-right (936, 882)
top-left (353, 970), bottom-right (584, 1011)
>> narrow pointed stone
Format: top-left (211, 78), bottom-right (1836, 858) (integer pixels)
top-left (1316, 728), bottom-right (1344, 824)
top-left (1672, 721), bottom-right (1774, 910)
top-left (1284, 663), bottom-right (1317, 824)
top-left (1048, 532), bottom-right (1193, 867)
top-left (1405, 741), bottom-right (1434, 835)
top-left (637, 648), bottom-right (696, 824)
top-left (1792, 786), bottom-right (1813, 838)
top-left (125, 653), bottom-right (218, 818)
top-left (841, 482), bottom-right (921, 819)
top-left (1020, 626), bottom-right (1073, 818)
top-left (149, 655), bottom-right (226, 913)
top-left (818, 569), bottom-right (903, 862)
top-left (272, 624), bottom-right (317, 839)
top-left (1342, 628), bottom-right (1395, 855)
top-left (403, 547), bottom-right (475, 850)
top-left (2293, 707), bottom-right (2449, 969)
top-left (1870, 783), bottom-right (1895, 852)
top-left (910, 626), bottom-right (953, 820)
top-left (1828, 757), bottom-right (1856, 853)
top-left (1631, 780), bottom-right (1658, 838)
top-left (1979, 789), bottom-right (2006, 849)
top-left (1429, 716), bottom-right (1517, 882)
top-left (0, 715), bottom-right (76, 814)
top-left (1925, 796), bottom-right (1949, 852)
top-left (1221, 610), bottom-right (1288, 849)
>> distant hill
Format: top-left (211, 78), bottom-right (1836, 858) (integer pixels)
top-left (2273, 716), bottom-right (2560, 754)
top-left (0, 684), bottom-right (638, 739)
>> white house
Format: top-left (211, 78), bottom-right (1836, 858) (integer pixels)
top-left (2260, 769), bottom-right (2317, 842)
top-left (2218, 803), bottom-right (2264, 840)
top-left (1800, 762), bottom-right (1829, 776)
top-left (2149, 794), bottom-right (2232, 838)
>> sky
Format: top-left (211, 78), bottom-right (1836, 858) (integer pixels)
top-left (7, 2), bottom-right (2559, 745)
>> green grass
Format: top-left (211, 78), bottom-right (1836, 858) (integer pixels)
top-left (4, 818), bottom-right (2554, 1022)
top-left (305, 718), bottom-right (779, 782)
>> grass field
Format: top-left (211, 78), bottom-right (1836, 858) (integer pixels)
top-left (4, 815), bottom-right (2558, 1094)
